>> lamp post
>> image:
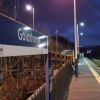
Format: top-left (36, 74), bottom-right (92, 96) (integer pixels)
top-left (74, 0), bottom-right (77, 60)
top-left (26, 4), bottom-right (35, 29)
top-left (74, 0), bottom-right (79, 77)
top-left (77, 22), bottom-right (84, 54)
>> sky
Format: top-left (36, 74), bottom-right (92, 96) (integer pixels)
top-left (1, 0), bottom-right (100, 46)
top-left (42, 0), bottom-right (100, 46)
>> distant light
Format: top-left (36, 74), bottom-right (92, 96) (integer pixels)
top-left (89, 51), bottom-right (91, 53)
top-left (80, 32), bottom-right (83, 36)
top-left (55, 30), bottom-right (59, 33)
top-left (38, 43), bottom-right (46, 48)
top-left (26, 4), bottom-right (32, 11)
top-left (24, 27), bottom-right (31, 30)
top-left (80, 22), bottom-right (85, 26)
top-left (87, 51), bottom-right (89, 54)
top-left (38, 36), bottom-right (47, 39)
top-left (87, 50), bottom-right (92, 54)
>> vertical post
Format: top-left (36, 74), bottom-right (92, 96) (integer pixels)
top-left (74, 0), bottom-right (78, 77)
top-left (74, 0), bottom-right (77, 60)
top-left (72, 50), bottom-right (75, 62)
top-left (77, 24), bottom-right (80, 63)
top-left (32, 8), bottom-right (35, 29)
top-left (55, 30), bottom-right (58, 52)
top-left (14, 0), bottom-right (17, 19)
top-left (77, 24), bottom-right (79, 54)
top-left (45, 54), bottom-right (49, 100)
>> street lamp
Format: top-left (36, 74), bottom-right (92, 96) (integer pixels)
top-left (74, 0), bottom-right (85, 77)
top-left (26, 4), bottom-right (49, 100)
top-left (74, 0), bottom-right (79, 77)
top-left (77, 22), bottom-right (84, 54)
top-left (26, 4), bottom-right (35, 29)
top-left (74, 0), bottom-right (77, 60)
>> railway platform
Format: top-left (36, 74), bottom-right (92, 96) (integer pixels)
top-left (67, 58), bottom-right (100, 100)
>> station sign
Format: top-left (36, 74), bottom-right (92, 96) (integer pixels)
top-left (0, 13), bottom-right (48, 57)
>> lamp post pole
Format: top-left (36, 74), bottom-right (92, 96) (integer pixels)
top-left (32, 7), bottom-right (35, 29)
top-left (77, 22), bottom-right (84, 57)
top-left (77, 24), bottom-right (79, 54)
top-left (74, 0), bottom-right (77, 60)
top-left (26, 4), bottom-right (34, 29)
top-left (74, 0), bottom-right (78, 77)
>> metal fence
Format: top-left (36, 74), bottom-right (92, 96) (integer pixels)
top-left (27, 84), bottom-right (45, 100)
top-left (28, 63), bottom-right (73, 100)
top-left (50, 64), bottom-right (73, 100)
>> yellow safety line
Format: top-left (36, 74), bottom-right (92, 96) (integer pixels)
top-left (84, 58), bottom-right (100, 85)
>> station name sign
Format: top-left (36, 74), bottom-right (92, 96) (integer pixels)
top-left (0, 13), bottom-right (48, 57)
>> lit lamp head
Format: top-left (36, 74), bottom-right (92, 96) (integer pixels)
top-left (80, 22), bottom-right (85, 27)
top-left (80, 32), bottom-right (83, 36)
top-left (26, 4), bottom-right (32, 11)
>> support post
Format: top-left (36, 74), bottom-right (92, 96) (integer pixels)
top-left (45, 55), bottom-right (49, 100)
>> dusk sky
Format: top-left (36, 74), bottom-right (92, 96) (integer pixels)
top-left (1, 0), bottom-right (100, 46)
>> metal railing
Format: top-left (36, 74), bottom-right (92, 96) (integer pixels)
top-left (50, 64), bottom-right (73, 100)
top-left (27, 63), bottom-right (73, 100)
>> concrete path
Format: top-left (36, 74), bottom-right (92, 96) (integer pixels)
top-left (67, 58), bottom-right (100, 100)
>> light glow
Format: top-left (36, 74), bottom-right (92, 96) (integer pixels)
top-left (80, 22), bottom-right (85, 26)
top-left (80, 32), bottom-right (83, 36)
top-left (26, 4), bottom-right (32, 11)
top-left (38, 43), bottom-right (46, 48)
top-left (24, 27), bottom-right (31, 30)
top-left (38, 36), bottom-right (47, 39)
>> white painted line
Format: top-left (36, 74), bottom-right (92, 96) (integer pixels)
top-left (84, 58), bottom-right (100, 85)
top-left (87, 58), bottom-right (100, 71)
top-left (94, 58), bottom-right (100, 63)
